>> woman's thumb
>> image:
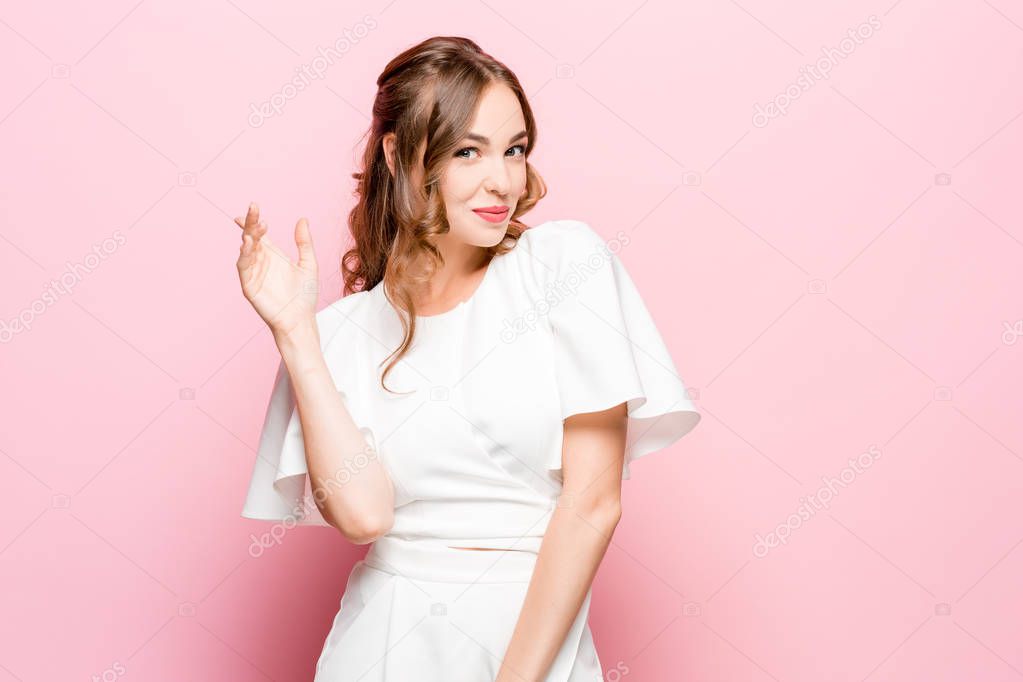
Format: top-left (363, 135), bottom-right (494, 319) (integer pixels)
top-left (294, 217), bottom-right (316, 269)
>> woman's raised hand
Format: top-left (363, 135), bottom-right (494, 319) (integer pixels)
top-left (234, 203), bottom-right (319, 340)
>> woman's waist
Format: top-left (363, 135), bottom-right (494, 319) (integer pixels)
top-left (388, 504), bottom-right (552, 545)
top-left (364, 534), bottom-right (542, 583)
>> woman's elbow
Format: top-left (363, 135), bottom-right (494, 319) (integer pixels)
top-left (330, 510), bottom-right (393, 545)
top-left (573, 495), bottom-right (622, 534)
top-left (594, 499), bottom-right (623, 530)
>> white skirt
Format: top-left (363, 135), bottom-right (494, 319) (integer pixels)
top-left (313, 536), bottom-right (604, 681)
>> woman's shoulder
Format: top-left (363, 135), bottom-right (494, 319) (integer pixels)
top-left (517, 218), bottom-right (604, 249)
top-left (312, 288), bottom-right (376, 339)
top-left (517, 218), bottom-right (628, 258)
top-left (513, 218), bottom-right (629, 278)
top-left (320, 287), bottom-right (374, 315)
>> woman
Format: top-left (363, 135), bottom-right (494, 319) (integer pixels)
top-left (237, 36), bottom-right (700, 682)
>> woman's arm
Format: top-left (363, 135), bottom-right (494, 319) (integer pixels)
top-left (234, 203), bottom-right (394, 543)
top-left (274, 321), bottom-right (395, 543)
top-left (495, 402), bottom-right (627, 682)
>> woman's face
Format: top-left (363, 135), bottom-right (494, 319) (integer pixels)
top-left (439, 83), bottom-right (529, 247)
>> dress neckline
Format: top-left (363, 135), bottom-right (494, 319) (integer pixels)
top-left (381, 248), bottom-right (501, 322)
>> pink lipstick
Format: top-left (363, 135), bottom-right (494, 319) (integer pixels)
top-left (472, 206), bottom-right (509, 223)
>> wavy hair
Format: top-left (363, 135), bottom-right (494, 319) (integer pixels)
top-left (341, 36), bottom-right (547, 393)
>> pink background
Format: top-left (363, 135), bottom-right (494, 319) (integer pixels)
top-left (2, 1), bottom-right (1022, 680)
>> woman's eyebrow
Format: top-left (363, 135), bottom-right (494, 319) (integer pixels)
top-left (464, 130), bottom-right (528, 146)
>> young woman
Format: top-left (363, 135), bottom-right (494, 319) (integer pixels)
top-left (237, 36), bottom-right (700, 682)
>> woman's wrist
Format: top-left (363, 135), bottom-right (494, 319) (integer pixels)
top-left (273, 318), bottom-right (323, 375)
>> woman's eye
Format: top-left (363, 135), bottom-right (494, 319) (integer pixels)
top-left (454, 145), bottom-right (527, 159)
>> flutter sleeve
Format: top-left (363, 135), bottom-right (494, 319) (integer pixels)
top-left (545, 220), bottom-right (701, 479)
top-left (240, 356), bottom-right (379, 526)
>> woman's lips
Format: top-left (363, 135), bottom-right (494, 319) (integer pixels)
top-left (472, 207), bottom-right (509, 223)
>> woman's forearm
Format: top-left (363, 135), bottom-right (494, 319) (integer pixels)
top-left (274, 318), bottom-right (394, 542)
top-left (496, 500), bottom-right (621, 681)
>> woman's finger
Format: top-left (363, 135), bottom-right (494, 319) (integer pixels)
top-left (244, 203), bottom-right (259, 231)
top-left (234, 202), bottom-right (259, 235)
top-left (234, 203), bottom-right (260, 232)
top-left (237, 234), bottom-right (255, 275)
top-left (294, 217), bottom-right (316, 270)
top-left (248, 222), bottom-right (265, 250)
top-left (235, 217), bottom-right (268, 246)
top-left (235, 213), bottom-right (288, 265)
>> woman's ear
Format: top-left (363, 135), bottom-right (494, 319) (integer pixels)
top-left (382, 132), bottom-right (396, 177)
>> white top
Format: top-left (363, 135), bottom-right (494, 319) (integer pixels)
top-left (240, 219), bottom-right (701, 551)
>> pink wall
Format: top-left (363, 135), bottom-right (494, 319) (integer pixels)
top-left (2, 1), bottom-right (1022, 680)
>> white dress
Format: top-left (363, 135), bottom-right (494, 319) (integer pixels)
top-left (241, 219), bottom-right (701, 681)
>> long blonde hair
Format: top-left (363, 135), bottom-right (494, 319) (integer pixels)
top-left (341, 36), bottom-right (547, 392)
